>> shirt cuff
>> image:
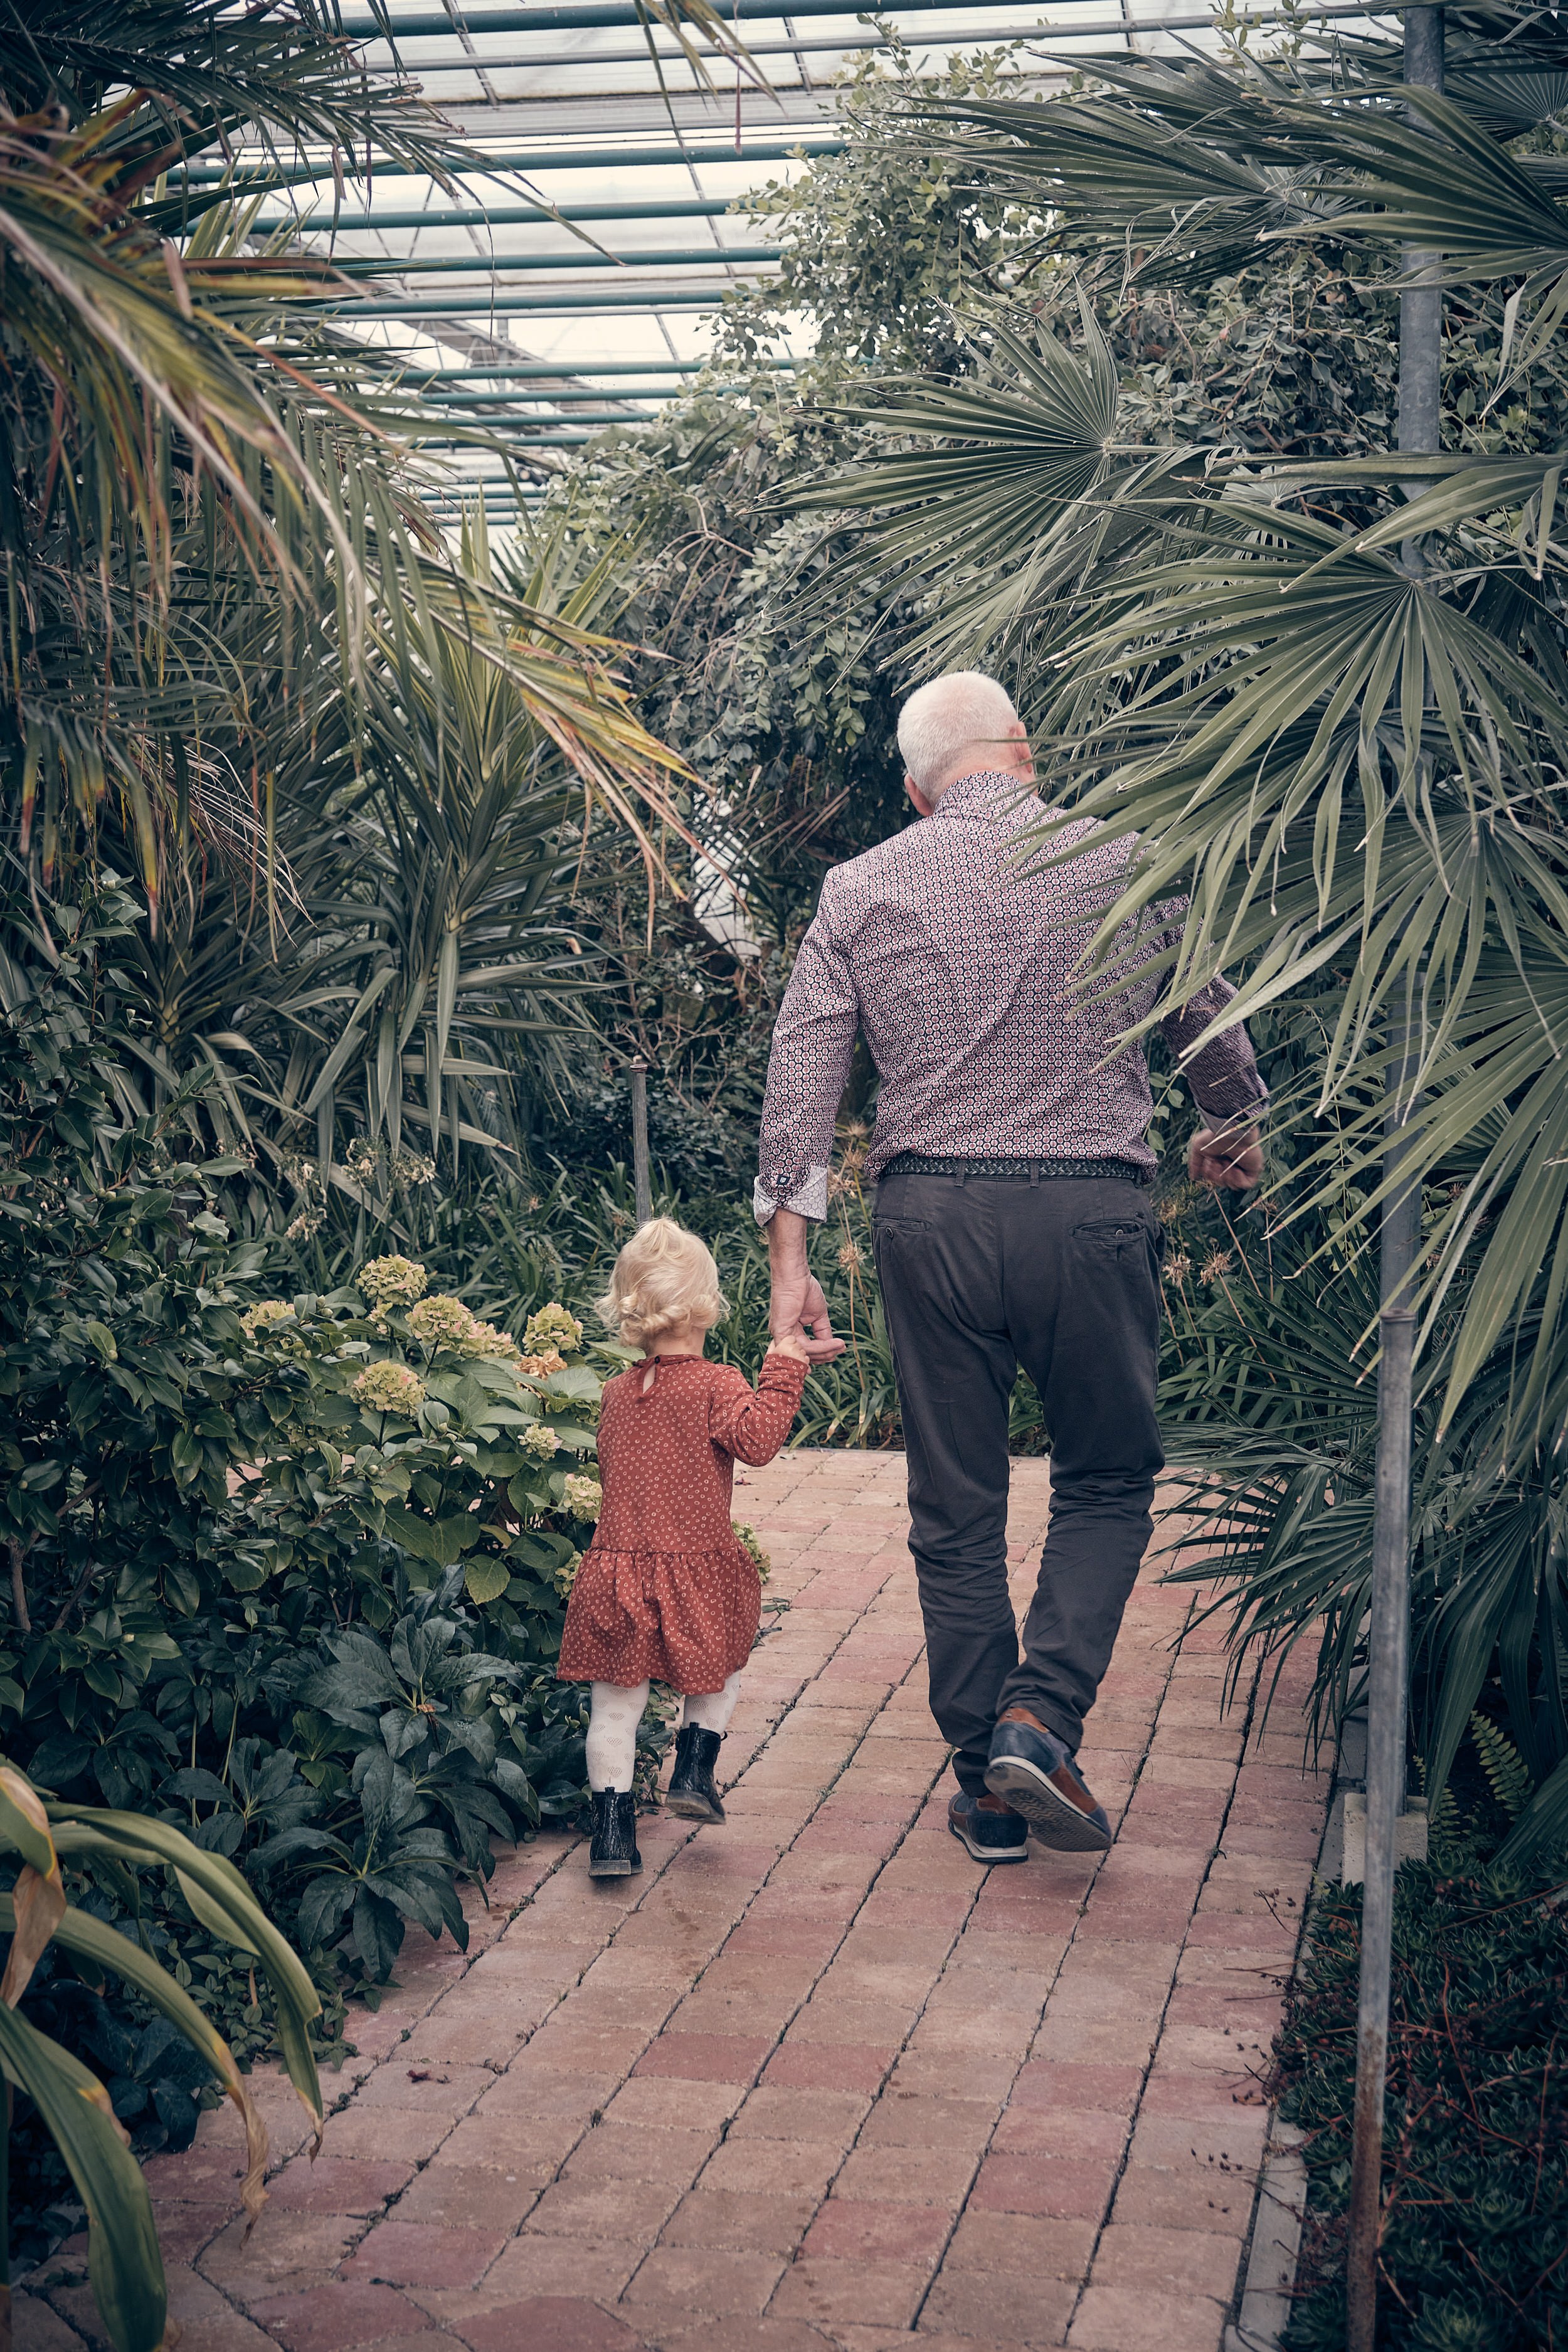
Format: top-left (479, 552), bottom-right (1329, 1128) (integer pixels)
top-left (753, 1165), bottom-right (830, 1226)
top-left (1189, 1079), bottom-right (1269, 1124)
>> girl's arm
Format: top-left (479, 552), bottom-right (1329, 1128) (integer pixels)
top-left (709, 1353), bottom-right (809, 1467)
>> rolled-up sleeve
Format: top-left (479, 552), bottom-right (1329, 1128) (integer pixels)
top-left (755, 877), bottom-right (861, 1226)
top-left (1159, 975), bottom-right (1269, 1121)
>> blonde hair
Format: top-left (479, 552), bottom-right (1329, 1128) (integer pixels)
top-left (595, 1217), bottom-right (727, 1350)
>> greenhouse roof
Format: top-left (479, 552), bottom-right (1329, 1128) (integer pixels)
top-left (198, 0), bottom-right (1377, 514)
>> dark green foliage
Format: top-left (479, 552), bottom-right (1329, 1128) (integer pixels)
top-left (0, 901), bottom-right (633, 2056)
top-left (3, 1943), bottom-right (212, 2270)
top-left (1276, 1859), bottom-right (1568, 2351)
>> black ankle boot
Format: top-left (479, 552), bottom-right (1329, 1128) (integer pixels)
top-left (588, 1791), bottom-right (642, 1877)
top-left (666, 1724), bottom-right (726, 1823)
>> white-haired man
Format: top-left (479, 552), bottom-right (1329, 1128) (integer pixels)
top-left (755, 671), bottom-right (1264, 1863)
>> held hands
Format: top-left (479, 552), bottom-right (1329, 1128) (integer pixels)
top-left (768, 1330), bottom-right (813, 1365)
top-left (766, 1209), bottom-right (847, 1364)
top-left (769, 1267), bottom-right (846, 1364)
top-left (1187, 1122), bottom-right (1264, 1191)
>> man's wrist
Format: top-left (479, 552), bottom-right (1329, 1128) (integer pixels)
top-left (768, 1207), bottom-right (810, 1276)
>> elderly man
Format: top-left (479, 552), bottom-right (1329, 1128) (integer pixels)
top-left (755, 671), bottom-right (1265, 1863)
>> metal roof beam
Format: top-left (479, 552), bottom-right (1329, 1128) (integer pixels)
top-left (341, 0), bottom-right (1063, 33)
top-left (376, 4), bottom-right (1377, 68)
top-left (413, 386), bottom-right (687, 401)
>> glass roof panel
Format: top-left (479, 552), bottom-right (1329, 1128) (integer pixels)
top-left (198, 0), bottom-right (1378, 508)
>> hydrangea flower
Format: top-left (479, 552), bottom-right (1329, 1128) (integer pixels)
top-left (460, 1320), bottom-right (518, 1359)
top-left (562, 1474), bottom-right (602, 1522)
top-left (357, 1256), bottom-right (429, 1310)
top-left (521, 1421), bottom-right (561, 1462)
top-left (407, 1294), bottom-right (475, 1349)
top-left (240, 1300), bottom-right (294, 1340)
top-left (523, 1303), bottom-right (582, 1359)
top-left (351, 1361), bottom-right (426, 1417)
top-left (517, 1348), bottom-right (566, 1380)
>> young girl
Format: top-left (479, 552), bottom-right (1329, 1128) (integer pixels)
top-left (558, 1217), bottom-right (810, 1877)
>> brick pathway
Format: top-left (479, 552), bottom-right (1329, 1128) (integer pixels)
top-left (18, 1449), bottom-right (1330, 2352)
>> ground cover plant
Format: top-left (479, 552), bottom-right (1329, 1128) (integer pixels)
top-left (1273, 1751), bottom-right (1568, 2350)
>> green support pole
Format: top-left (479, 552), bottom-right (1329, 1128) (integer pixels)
top-left (1345, 13), bottom-right (1443, 2350)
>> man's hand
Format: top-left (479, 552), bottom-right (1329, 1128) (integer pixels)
top-left (766, 1208), bottom-right (847, 1363)
top-left (1188, 1123), bottom-right (1264, 1191)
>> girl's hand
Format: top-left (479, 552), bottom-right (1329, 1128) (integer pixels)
top-left (768, 1331), bottom-right (812, 1364)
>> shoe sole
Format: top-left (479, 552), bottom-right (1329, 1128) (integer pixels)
top-left (588, 1856), bottom-right (642, 1877)
top-left (948, 1820), bottom-right (1027, 1864)
top-left (984, 1756), bottom-right (1111, 1852)
top-left (666, 1793), bottom-right (726, 1823)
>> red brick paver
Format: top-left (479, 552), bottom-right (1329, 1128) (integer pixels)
top-left (16, 1453), bottom-right (1330, 2352)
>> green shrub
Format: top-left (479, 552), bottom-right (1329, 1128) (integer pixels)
top-left (0, 928), bottom-right (637, 2048)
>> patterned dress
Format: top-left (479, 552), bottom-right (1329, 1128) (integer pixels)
top-left (558, 1351), bottom-right (807, 1693)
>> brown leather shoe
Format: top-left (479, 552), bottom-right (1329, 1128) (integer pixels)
top-left (948, 1789), bottom-right (1029, 1863)
top-left (984, 1707), bottom-right (1111, 1853)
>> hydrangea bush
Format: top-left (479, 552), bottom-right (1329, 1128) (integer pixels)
top-left (213, 1260), bottom-right (620, 1978)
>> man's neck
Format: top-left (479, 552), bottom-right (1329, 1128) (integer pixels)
top-left (934, 765), bottom-right (1036, 805)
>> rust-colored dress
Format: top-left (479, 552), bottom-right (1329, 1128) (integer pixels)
top-left (557, 1351), bottom-right (807, 1693)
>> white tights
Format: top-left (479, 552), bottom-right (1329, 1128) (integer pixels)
top-left (585, 1672), bottom-right (743, 1793)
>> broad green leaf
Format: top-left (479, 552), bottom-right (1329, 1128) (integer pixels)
top-left (0, 1895), bottom-right (270, 2225)
top-left (0, 2003), bottom-right (165, 2352)
top-left (463, 1558), bottom-right (511, 1605)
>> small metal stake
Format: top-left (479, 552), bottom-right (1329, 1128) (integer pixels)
top-left (1346, 19), bottom-right (1442, 2338)
top-left (630, 1059), bottom-right (652, 1228)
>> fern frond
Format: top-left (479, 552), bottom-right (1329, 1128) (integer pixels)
top-left (1469, 1712), bottom-right (1535, 1821)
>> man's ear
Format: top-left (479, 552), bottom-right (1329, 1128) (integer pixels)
top-left (904, 774), bottom-right (935, 818)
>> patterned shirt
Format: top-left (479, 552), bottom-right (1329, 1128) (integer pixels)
top-left (755, 771), bottom-right (1266, 1222)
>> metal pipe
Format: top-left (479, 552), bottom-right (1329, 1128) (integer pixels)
top-left (401, 358), bottom-right (802, 376)
top-left (252, 197), bottom-right (739, 229)
top-left (174, 138), bottom-right (845, 187)
top-left (330, 242), bottom-right (781, 273)
top-left (411, 423), bottom-right (649, 439)
top-left (326, 288), bottom-right (745, 313)
top-left (630, 1061), bottom-right (652, 1227)
top-left (1345, 17), bottom-right (1442, 2351)
top-left (410, 386), bottom-right (690, 401)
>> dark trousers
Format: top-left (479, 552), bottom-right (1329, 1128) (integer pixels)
top-left (872, 1167), bottom-right (1165, 1796)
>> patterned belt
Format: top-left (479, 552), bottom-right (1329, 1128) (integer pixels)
top-left (881, 1152), bottom-right (1152, 1188)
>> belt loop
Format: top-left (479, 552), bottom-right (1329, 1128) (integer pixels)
top-left (1029, 1165), bottom-right (1039, 1185)
top-left (956, 1166), bottom-right (968, 1186)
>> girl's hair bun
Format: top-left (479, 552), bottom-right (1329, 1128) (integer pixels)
top-left (595, 1216), bottom-right (728, 1349)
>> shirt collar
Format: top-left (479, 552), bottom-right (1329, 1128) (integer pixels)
top-left (931, 769), bottom-right (1044, 829)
